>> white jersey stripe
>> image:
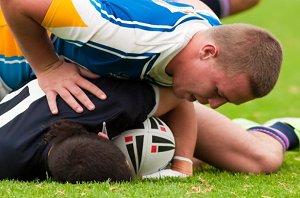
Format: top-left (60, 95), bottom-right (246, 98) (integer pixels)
top-left (0, 80), bottom-right (44, 127)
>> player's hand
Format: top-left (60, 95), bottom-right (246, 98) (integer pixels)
top-left (37, 61), bottom-right (107, 114)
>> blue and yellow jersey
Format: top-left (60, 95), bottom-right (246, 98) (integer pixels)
top-left (43, 0), bottom-right (221, 86)
top-left (0, 8), bottom-right (35, 90)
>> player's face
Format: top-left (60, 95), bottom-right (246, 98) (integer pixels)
top-left (172, 64), bottom-right (255, 109)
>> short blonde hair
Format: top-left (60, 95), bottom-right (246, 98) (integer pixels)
top-left (209, 23), bottom-right (283, 97)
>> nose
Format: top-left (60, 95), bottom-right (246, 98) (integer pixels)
top-left (208, 98), bottom-right (228, 109)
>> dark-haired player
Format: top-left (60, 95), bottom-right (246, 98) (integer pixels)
top-left (0, 77), bottom-right (196, 181)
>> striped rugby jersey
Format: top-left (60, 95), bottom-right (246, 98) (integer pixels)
top-left (43, 0), bottom-right (222, 86)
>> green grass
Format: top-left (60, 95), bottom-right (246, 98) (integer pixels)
top-left (1, 152), bottom-right (300, 197)
top-left (2, 0), bottom-right (300, 197)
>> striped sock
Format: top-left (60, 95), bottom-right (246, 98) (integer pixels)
top-left (248, 122), bottom-right (299, 150)
top-left (270, 122), bottom-right (299, 150)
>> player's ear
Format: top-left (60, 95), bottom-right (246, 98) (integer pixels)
top-left (198, 44), bottom-right (218, 60)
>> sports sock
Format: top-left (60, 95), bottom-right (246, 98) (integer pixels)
top-left (270, 122), bottom-right (300, 150)
top-left (201, 0), bottom-right (231, 18)
top-left (248, 122), bottom-right (299, 150)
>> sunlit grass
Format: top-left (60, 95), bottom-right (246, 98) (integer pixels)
top-left (1, 0), bottom-right (300, 197)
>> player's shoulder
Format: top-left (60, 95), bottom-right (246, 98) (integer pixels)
top-left (90, 77), bottom-right (154, 95)
top-left (0, 79), bottom-right (44, 105)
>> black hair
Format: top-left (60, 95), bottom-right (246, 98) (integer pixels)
top-left (45, 120), bottom-right (132, 183)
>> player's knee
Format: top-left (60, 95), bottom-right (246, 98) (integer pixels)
top-left (252, 151), bottom-right (283, 174)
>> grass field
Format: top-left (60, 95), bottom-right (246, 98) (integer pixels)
top-left (1, 0), bottom-right (300, 197)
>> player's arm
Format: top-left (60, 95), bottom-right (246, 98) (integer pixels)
top-left (0, 0), bottom-right (106, 114)
top-left (153, 87), bottom-right (197, 176)
top-left (153, 87), bottom-right (183, 117)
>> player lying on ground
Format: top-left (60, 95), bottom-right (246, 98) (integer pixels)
top-left (0, 0), bottom-right (285, 178)
top-left (0, 77), bottom-right (198, 181)
top-left (2, 76), bottom-right (297, 181)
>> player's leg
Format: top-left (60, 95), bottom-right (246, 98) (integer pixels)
top-left (201, 0), bottom-right (230, 17)
top-left (264, 117), bottom-right (300, 142)
top-left (234, 117), bottom-right (300, 151)
top-left (201, 0), bottom-right (260, 18)
top-left (228, 0), bottom-right (260, 15)
top-left (255, 118), bottom-right (300, 151)
top-left (193, 102), bottom-right (284, 173)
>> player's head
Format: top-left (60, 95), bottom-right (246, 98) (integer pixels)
top-left (45, 120), bottom-right (132, 183)
top-left (208, 23), bottom-right (282, 97)
top-left (170, 23), bottom-right (282, 109)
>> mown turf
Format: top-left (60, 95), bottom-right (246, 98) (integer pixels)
top-left (1, 0), bottom-right (300, 197)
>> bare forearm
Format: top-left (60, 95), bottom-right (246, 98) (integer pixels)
top-left (161, 101), bottom-right (197, 158)
top-left (161, 101), bottom-right (197, 175)
top-left (1, 0), bottom-right (106, 114)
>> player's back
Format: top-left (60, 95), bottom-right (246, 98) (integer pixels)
top-left (0, 77), bottom-right (157, 180)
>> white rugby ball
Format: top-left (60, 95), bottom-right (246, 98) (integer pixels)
top-left (112, 117), bottom-right (175, 177)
